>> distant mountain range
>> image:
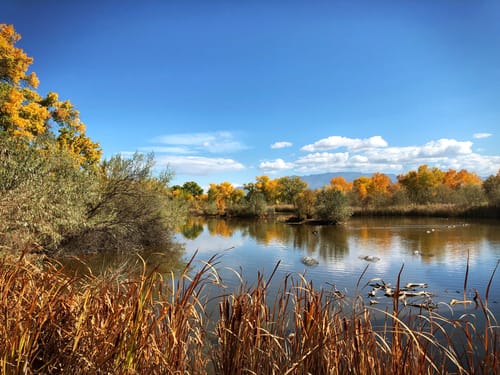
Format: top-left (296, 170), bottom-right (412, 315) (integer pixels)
top-left (298, 172), bottom-right (398, 190)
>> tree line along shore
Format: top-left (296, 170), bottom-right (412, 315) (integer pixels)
top-left (1, 23), bottom-right (499, 257)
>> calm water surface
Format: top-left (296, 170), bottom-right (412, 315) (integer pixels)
top-left (177, 217), bottom-right (500, 316)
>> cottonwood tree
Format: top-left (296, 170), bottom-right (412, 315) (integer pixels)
top-left (0, 24), bottom-right (101, 167)
top-left (276, 176), bottom-right (308, 206)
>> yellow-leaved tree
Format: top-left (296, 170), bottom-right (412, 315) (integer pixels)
top-left (0, 24), bottom-right (101, 167)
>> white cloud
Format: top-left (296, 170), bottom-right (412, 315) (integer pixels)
top-left (473, 133), bottom-right (492, 139)
top-left (301, 135), bottom-right (388, 152)
top-left (259, 158), bottom-right (294, 173)
top-left (294, 152), bottom-right (350, 173)
top-left (289, 137), bottom-right (499, 176)
top-left (155, 155), bottom-right (245, 175)
top-left (271, 141), bottom-right (293, 149)
top-left (416, 139), bottom-right (472, 157)
top-left (151, 131), bottom-right (247, 153)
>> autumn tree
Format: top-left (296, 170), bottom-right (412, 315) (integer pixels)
top-left (0, 24), bottom-right (101, 167)
top-left (366, 172), bottom-right (395, 206)
top-left (276, 176), bottom-right (308, 206)
top-left (329, 176), bottom-right (352, 193)
top-left (443, 169), bottom-right (482, 189)
top-left (398, 165), bottom-right (444, 204)
top-left (207, 182), bottom-right (243, 214)
top-left (351, 176), bottom-right (370, 207)
top-left (254, 175), bottom-right (280, 204)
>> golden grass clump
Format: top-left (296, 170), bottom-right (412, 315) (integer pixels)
top-left (0, 253), bottom-right (211, 374)
top-left (0, 253), bottom-right (498, 374)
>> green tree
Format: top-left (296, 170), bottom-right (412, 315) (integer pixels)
top-left (277, 176), bottom-right (308, 205)
top-left (314, 188), bottom-right (352, 223)
top-left (182, 181), bottom-right (204, 198)
top-left (483, 170), bottom-right (500, 207)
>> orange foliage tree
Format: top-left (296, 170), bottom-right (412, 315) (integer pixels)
top-left (443, 169), bottom-right (482, 189)
top-left (352, 176), bottom-right (370, 206)
top-left (329, 176), bottom-right (352, 193)
top-left (0, 24), bottom-right (101, 167)
top-left (207, 182), bottom-right (243, 214)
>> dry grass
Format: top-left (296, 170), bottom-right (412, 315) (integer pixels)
top-left (0, 253), bottom-right (498, 374)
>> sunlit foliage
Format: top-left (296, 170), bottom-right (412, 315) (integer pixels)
top-left (329, 176), bottom-right (352, 193)
top-left (0, 24), bottom-right (101, 167)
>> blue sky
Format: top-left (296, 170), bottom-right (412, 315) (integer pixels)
top-left (2, 0), bottom-right (500, 189)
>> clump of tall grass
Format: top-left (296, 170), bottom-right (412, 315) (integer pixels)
top-left (0, 252), bottom-right (214, 374)
top-left (0, 253), bottom-right (498, 374)
top-left (212, 261), bottom-right (500, 374)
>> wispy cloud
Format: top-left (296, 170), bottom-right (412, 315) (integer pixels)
top-left (301, 135), bottom-right (388, 152)
top-left (155, 155), bottom-right (245, 175)
top-left (151, 131), bottom-right (247, 154)
top-left (473, 133), bottom-right (492, 139)
top-left (271, 141), bottom-right (293, 149)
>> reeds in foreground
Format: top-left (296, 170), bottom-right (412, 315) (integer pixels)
top-left (0, 253), bottom-right (498, 374)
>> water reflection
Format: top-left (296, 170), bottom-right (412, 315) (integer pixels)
top-left (60, 242), bottom-right (186, 277)
top-left (177, 217), bottom-right (500, 315)
top-left (180, 217), bottom-right (500, 266)
top-left (181, 218), bottom-right (351, 260)
top-left (180, 219), bottom-right (204, 239)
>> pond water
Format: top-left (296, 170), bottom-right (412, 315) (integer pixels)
top-left (177, 216), bottom-right (500, 317)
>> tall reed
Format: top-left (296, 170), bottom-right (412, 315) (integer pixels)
top-left (0, 253), bottom-right (498, 374)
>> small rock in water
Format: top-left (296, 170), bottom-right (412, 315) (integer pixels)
top-left (301, 256), bottom-right (319, 266)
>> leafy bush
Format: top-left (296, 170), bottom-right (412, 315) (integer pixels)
top-left (0, 138), bottom-right (186, 254)
top-left (0, 135), bottom-right (97, 251)
top-left (62, 153), bottom-right (187, 253)
top-left (314, 188), bottom-right (352, 223)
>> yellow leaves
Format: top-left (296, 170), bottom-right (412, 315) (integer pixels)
top-left (0, 24), bottom-right (102, 168)
top-left (208, 182), bottom-right (238, 214)
top-left (43, 92), bottom-right (59, 106)
top-left (0, 88), bottom-right (50, 138)
top-left (0, 24), bottom-right (34, 86)
top-left (26, 72), bottom-right (39, 89)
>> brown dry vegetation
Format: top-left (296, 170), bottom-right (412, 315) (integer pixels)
top-left (0, 253), bottom-right (498, 374)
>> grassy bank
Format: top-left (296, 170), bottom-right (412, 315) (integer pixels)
top-left (1, 254), bottom-right (498, 374)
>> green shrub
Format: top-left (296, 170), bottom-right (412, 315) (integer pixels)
top-left (0, 135), bottom-right (97, 251)
top-left (62, 153), bottom-right (187, 253)
top-left (314, 188), bottom-right (352, 223)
